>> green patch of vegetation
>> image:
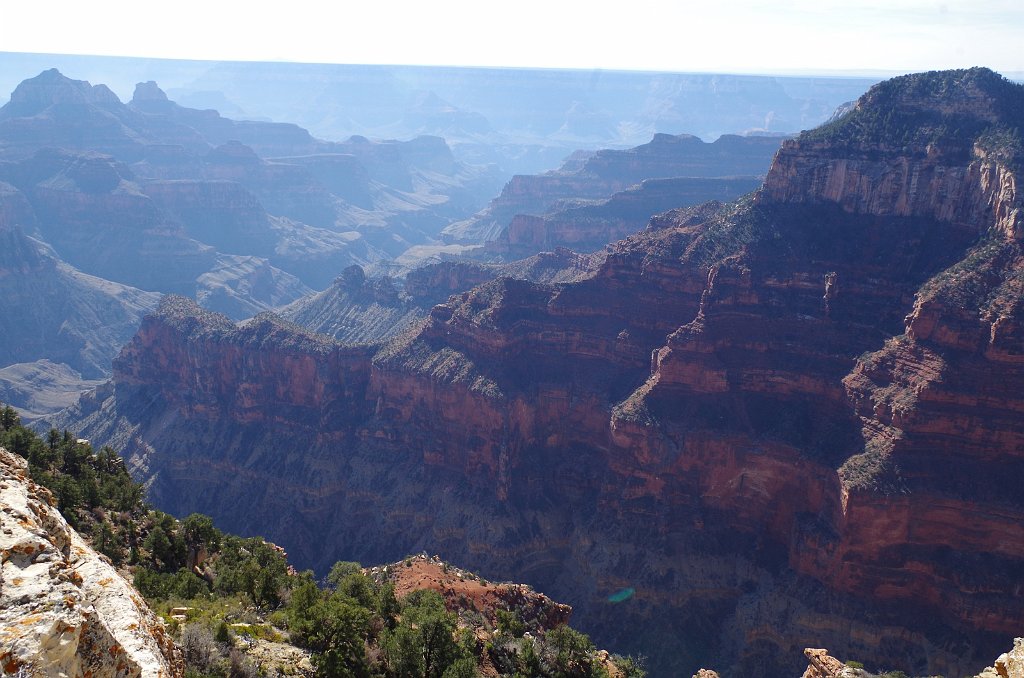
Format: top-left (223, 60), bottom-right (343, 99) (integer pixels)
top-left (801, 68), bottom-right (1024, 164)
top-left (2, 406), bottom-right (145, 563)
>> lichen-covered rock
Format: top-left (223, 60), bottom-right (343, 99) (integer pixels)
top-left (0, 447), bottom-right (183, 677)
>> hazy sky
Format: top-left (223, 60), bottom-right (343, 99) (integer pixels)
top-left (4, 0), bottom-right (1023, 75)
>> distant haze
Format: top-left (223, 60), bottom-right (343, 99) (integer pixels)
top-left (1, 0), bottom-right (1023, 75)
top-left (0, 55), bottom-right (877, 163)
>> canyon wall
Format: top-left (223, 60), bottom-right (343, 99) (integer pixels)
top-left (57, 69), bottom-right (1024, 676)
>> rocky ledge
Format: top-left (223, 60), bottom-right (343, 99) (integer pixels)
top-left (0, 447), bottom-right (182, 677)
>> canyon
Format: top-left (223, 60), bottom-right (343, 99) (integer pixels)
top-left (51, 68), bottom-right (1024, 676)
top-left (0, 68), bottom-right (791, 422)
top-left (0, 69), bottom-right (502, 417)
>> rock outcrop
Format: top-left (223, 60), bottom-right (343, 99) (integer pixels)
top-left (376, 554), bottom-right (572, 632)
top-left (54, 69), bottom-right (1024, 676)
top-left (280, 255), bottom-right (605, 344)
top-left (0, 447), bottom-right (182, 676)
top-left (975, 638), bottom-right (1024, 678)
top-left (801, 649), bottom-right (855, 678)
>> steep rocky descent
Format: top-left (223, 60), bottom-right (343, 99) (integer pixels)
top-left (0, 446), bottom-right (183, 677)
top-left (52, 69), bottom-right (1024, 676)
top-left (607, 67), bottom-right (1024, 669)
top-left (442, 133), bottom-right (781, 244)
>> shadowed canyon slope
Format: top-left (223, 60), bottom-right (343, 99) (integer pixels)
top-left (55, 69), bottom-right (1024, 676)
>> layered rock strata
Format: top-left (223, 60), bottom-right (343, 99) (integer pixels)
top-left (491, 176), bottom-right (762, 257)
top-left (56, 69), bottom-right (1024, 676)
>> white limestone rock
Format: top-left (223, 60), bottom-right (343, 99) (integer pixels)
top-left (0, 446), bottom-right (182, 676)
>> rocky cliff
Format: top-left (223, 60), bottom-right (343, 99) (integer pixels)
top-left (0, 446), bottom-right (183, 676)
top-left (976, 638), bottom-right (1024, 678)
top-left (54, 69), bottom-right (1024, 677)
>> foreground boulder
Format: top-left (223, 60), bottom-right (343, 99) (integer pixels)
top-left (0, 446), bottom-right (182, 677)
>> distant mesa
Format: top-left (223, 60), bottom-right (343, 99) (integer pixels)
top-left (132, 79), bottom-right (169, 102)
top-left (443, 131), bottom-right (780, 247)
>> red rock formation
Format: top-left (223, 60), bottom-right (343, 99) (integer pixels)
top-left (113, 296), bottom-right (375, 429)
top-left (377, 554), bottom-right (572, 631)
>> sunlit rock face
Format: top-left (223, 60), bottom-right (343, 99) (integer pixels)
top-left (0, 447), bottom-right (183, 677)
top-left (57, 69), bottom-right (1024, 677)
